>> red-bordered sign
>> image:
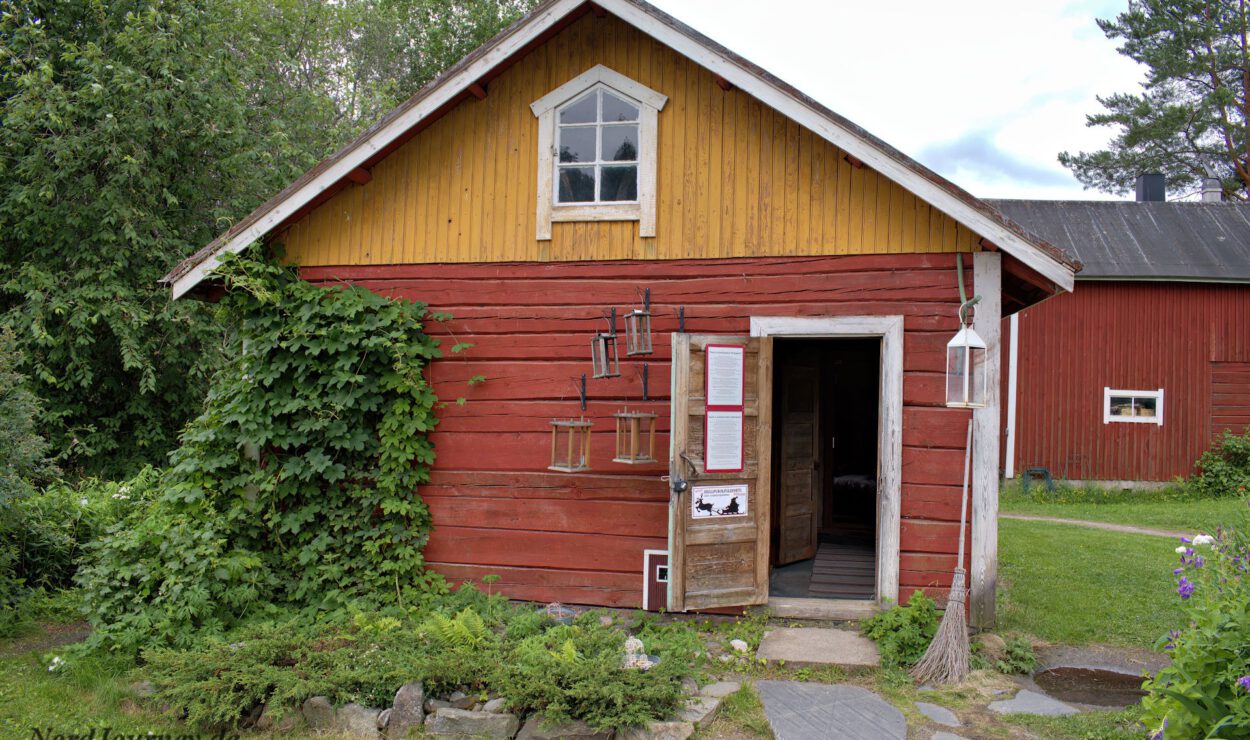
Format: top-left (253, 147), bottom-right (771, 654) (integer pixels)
top-left (703, 343), bottom-right (745, 473)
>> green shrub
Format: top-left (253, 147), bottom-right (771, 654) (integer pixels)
top-left (75, 252), bottom-right (444, 653)
top-left (1187, 430), bottom-right (1250, 499)
top-left (859, 591), bottom-right (938, 668)
top-left (1141, 489), bottom-right (1250, 738)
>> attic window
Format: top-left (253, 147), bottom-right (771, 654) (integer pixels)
top-left (531, 65), bottom-right (667, 240)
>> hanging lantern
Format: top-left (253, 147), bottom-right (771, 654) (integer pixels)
top-left (591, 307), bottom-right (621, 378)
top-left (613, 411), bottom-right (657, 464)
top-left (625, 289), bottom-right (653, 356)
top-left (945, 324), bottom-right (987, 409)
top-left (549, 419), bottom-right (593, 472)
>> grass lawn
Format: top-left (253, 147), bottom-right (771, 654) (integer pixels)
top-left (997, 518), bottom-right (1186, 648)
top-left (1000, 494), bottom-right (1247, 534)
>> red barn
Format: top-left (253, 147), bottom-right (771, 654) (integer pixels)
top-left (165, 0), bottom-right (1078, 626)
top-left (993, 182), bottom-right (1250, 485)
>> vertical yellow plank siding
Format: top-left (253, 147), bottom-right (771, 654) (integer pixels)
top-left (278, 14), bottom-right (979, 266)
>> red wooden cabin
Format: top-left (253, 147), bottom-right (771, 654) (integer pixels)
top-left (166, 0), bottom-right (1078, 627)
top-left (994, 180), bottom-right (1250, 484)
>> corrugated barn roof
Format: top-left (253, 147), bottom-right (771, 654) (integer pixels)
top-left (987, 199), bottom-right (1250, 283)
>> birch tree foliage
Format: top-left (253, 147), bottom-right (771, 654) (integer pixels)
top-left (1059, 0), bottom-right (1250, 199)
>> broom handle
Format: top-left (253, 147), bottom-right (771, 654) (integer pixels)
top-left (956, 417), bottom-right (973, 567)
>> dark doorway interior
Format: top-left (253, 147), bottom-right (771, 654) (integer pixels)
top-left (769, 338), bottom-right (880, 600)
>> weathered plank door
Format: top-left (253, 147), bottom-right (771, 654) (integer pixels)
top-left (776, 363), bottom-right (820, 565)
top-left (667, 334), bottom-right (773, 611)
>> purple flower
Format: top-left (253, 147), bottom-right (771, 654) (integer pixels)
top-left (1177, 576), bottom-right (1195, 600)
top-left (1173, 568), bottom-right (1184, 575)
top-left (1193, 556), bottom-right (1205, 569)
top-left (1164, 629), bottom-right (1180, 651)
top-left (1238, 675), bottom-right (1250, 692)
top-left (1180, 536), bottom-right (1192, 544)
top-left (1149, 718), bottom-right (1168, 740)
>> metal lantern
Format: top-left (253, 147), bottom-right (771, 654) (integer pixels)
top-left (549, 419), bottom-right (593, 472)
top-left (945, 323), bottom-right (987, 409)
top-left (613, 411), bottom-right (657, 464)
top-left (625, 289), bottom-right (653, 356)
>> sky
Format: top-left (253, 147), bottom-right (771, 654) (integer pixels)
top-left (648, 0), bottom-right (1147, 201)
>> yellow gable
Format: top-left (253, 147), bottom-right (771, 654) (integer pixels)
top-left (276, 13), bottom-right (980, 267)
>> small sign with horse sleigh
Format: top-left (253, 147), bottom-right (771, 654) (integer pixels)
top-left (690, 483), bottom-right (749, 519)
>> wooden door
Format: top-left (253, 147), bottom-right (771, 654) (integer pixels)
top-left (667, 334), bottom-right (773, 612)
top-left (776, 364), bottom-right (820, 565)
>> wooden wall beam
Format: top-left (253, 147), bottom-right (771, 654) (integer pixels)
top-left (844, 154), bottom-right (864, 169)
top-left (345, 167), bottom-right (373, 185)
top-left (971, 251), bottom-right (1002, 628)
top-left (714, 75), bottom-right (734, 92)
top-left (468, 82), bottom-right (488, 100)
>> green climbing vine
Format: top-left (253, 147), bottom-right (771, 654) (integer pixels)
top-left (77, 250), bottom-right (444, 652)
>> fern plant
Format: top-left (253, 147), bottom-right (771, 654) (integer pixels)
top-left (424, 607), bottom-right (489, 650)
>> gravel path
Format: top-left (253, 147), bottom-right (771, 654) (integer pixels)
top-left (1000, 513), bottom-right (1188, 539)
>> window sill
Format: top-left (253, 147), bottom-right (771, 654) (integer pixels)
top-left (552, 203), bottom-right (641, 222)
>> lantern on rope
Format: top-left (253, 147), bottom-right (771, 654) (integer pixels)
top-left (591, 307), bottom-right (621, 378)
top-left (945, 258), bottom-right (987, 409)
top-left (625, 288), bottom-right (653, 356)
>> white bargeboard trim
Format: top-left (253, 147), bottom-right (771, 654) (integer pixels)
top-left (750, 315), bottom-right (903, 606)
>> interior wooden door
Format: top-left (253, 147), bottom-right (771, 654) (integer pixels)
top-left (776, 363), bottom-right (820, 565)
top-left (667, 333), bottom-right (773, 612)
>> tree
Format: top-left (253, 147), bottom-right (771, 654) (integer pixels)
top-left (1059, 0), bottom-right (1250, 199)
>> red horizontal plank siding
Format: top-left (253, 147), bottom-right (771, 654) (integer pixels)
top-left (305, 254), bottom-right (973, 609)
top-left (1011, 283), bottom-right (1250, 482)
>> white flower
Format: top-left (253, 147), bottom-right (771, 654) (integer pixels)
top-left (1193, 534), bottom-right (1215, 546)
top-left (78, 497), bottom-right (89, 507)
top-left (118, 485), bottom-right (131, 495)
top-left (111, 492), bottom-right (129, 500)
top-left (47, 656), bottom-right (64, 672)
top-left (1176, 546), bottom-right (1188, 554)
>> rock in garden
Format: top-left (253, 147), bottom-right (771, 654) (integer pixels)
top-left (915, 702), bottom-right (961, 727)
top-left (676, 696), bottom-right (720, 727)
top-left (517, 715), bottom-right (612, 739)
top-left (618, 721), bottom-right (694, 740)
top-left (987, 690), bottom-right (1077, 716)
top-left (730, 639), bottom-right (749, 653)
top-left (426, 698), bottom-right (453, 713)
top-left (680, 677), bottom-right (698, 695)
top-left (976, 633), bottom-right (1007, 663)
top-left (257, 703), bottom-right (305, 733)
top-left (699, 681), bottom-right (740, 698)
top-left (302, 696), bottom-right (336, 730)
top-left (481, 697), bottom-right (509, 713)
top-left (388, 682), bottom-right (425, 737)
top-left (447, 690), bottom-right (477, 710)
top-left (129, 680), bottom-right (155, 699)
top-left (336, 702), bottom-right (382, 738)
top-left (425, 708), bottom-right (520, 738)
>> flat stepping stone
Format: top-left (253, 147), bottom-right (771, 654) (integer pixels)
top-left (675, 695), bottom-right (721, 727)
top-left (988, 689), bottom-right (1077, 716)
top-left (756, 627), bottom-right (879, 668)
top-left (757, 680), bottom-right (905, 740)
top-left (932, 733), bottom-right (970, 740)
top-left (915, 701), bottom-right (960, 727)
top-left (699, 681), bottom-right (741, 698)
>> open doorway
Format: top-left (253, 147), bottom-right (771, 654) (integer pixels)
top-left (769, 338), bottom-right (881, 600)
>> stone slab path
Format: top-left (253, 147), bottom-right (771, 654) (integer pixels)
top-left (988, 689), bottom-right (1078, 716)
top-left (1000, 513), bottom-right (1187, 539)
top-left (756, 627), bottom-right (879, 668)
top-left (756, 680), bottom-right (905, 740)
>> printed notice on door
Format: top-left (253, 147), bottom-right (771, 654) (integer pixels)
top-left (706, 345), bottom-right (745, 407)
top-left (691, 483), bottom-right (749, 519)
top-left (704, 410), bottom-right (744, 472)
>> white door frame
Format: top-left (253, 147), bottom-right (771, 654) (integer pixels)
top-left (750, 315), bottom-right (903, 615)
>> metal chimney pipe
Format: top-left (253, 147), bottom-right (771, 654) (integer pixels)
top-left (1135, 173), bottom-right (1166, 202)
top-left (1201, 177), bottom-right (1223, 202)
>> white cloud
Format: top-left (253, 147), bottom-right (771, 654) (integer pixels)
top-left (648, 0), bottom-right (1145, 199)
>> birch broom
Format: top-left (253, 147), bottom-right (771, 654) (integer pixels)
top-left (910, 417), bottom-right (973, 684)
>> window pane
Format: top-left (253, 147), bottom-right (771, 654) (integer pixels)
top-left (1134, 397), bottom-right (1157, 417)
top-left (558, 127), bottom-right (596, 163)
top-left (601, 125), bottom-right (639, 161)
top-left (600, 165), bottom-right (637, 201)
top-left (602, 92), bottom-right (639, 121)
top-left (559, 92), bottom-right (597, 124)
top-left (557, 166), bottom-right (596, 202)
top-left (1109, 397), bottom-right (1133, 417)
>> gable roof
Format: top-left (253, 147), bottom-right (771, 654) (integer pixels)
top-left (988, 200), bottom-right (1250, 283)
top-left (164, 0), bottom-right (1079, 300)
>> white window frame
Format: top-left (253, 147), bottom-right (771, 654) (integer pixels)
top-left (1103, 387), bottom-right (1164, 426)
top-left (531, 65), bottom-right (666, 240)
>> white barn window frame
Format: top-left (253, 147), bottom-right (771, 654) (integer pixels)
top-left (1103, 387), bottom-right (1164, 426)
top-left (531, 65), bottom-right (667, 240)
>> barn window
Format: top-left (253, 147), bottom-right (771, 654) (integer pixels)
top-left (1104, 387), bottom-right (1164, 426)
top-left (531, 65), bottom-right (667, 240)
